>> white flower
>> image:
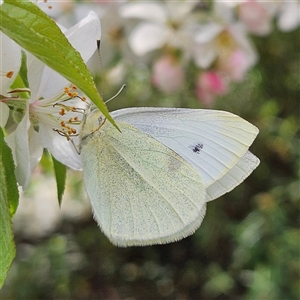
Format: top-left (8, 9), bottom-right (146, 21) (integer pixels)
top-left (152, 55), bottom-right (185, 94)
top-left (4, 11), bottom-right (101, 189)
top-left (277, 1), bottom-right (300, 32)
top-left (191, 22), bottom-right (224, 69)
top-left (0, 32), bottom-right (22, 127)
top-left (192, 21), bottom-right (257, 72)
top-left (119, 2), bottom-right (197, 56)
top-left (217, 49), bottom-right (250, 82)
top-left (192, 0), bottom-right (258, 77)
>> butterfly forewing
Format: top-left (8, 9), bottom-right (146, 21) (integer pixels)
top-left (112, 108), bottom-right (259, 200)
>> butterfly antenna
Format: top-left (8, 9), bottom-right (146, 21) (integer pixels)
top-left (105, 84), bottom-right (126, 104)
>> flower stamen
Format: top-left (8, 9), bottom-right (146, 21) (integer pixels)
top-left (6, 71), bottom-right (14, 78)
top-left (59, 108), bottom-right (66, 116)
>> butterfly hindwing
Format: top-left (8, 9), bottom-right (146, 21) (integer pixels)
top-left (80, 118), bottom-right (206, 246)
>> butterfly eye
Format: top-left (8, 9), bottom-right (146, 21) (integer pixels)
top-left (98, 116), bottom-right (103, 126)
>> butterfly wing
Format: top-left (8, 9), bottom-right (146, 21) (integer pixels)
top-left (205, 150), bottom-right (259, 201)
top-left (111, 107), bottom-right (260, 201)
top-left (80, 118), bottom-right (206, 247)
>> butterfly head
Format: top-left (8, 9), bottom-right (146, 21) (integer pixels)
top-left (79, 110), bottom-right (106, 143)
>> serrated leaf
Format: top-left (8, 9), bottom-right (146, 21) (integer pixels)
top-left (0, 128), bottom-right (19, 215)
top-left (0, 0), bottom-right (119, 130)
top-left (0, 162), bottom-right (15, 288)
top-left (52, 155), bottom-right (66, 207)
top-left (0, 128), bottom-right (17, 288)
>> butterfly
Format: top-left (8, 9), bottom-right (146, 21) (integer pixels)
top-left (79, 107), bottom-right (259, 247)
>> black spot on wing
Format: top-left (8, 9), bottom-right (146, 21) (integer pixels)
top-left (189, 142), bottom-right (203, 154)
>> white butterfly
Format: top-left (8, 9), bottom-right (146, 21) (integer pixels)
top-left (79, 107), bottom-right (259, 247)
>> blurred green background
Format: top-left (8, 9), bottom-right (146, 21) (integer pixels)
top-left (2, 23), bottom-right (299, 300)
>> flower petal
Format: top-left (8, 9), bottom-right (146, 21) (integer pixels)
top-left (28, 126), bottom-right (44, 175)
top-left (39, 123), bottom-right (82, 170)
top-left (166, 2), bottom-right (197, 22)
top-left (120, 2), bottom-right (166, 23)
top-left (27, 53), bottom-right (49, 101)
top-left (152, 55), bottom-right (184, 93)
top-left (0, 32), bottom-right (21, 94)
top-left (278, 2), bottom-right (300, 32)
top-left (129, 22), bottom-right (168, 56)
top-left (193, 42), bottom-right (217, 69)
top-left (27, 52), bottom-right (70, 102)
top-left (229, 24), bottom-right (258, 68)
top-left (238, 1), bottom-right (273, 36)
top-left (194, 23), bottom-right (223, 44)
top-left (65, 11), bottom-right (101, 62)
top-left (5, 106), bottom-right (42, 189)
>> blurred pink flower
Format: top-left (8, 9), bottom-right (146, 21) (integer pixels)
top-left (196, 71), bottom-right (228, 106)
top-left (152, 55), bottom-right (184, 94)
top-left (217, 49), bottom-right (249, 82)
top-left (192, 23), bottom-right (257, 72)
top-left (238, 1), bottom-right (278, 36)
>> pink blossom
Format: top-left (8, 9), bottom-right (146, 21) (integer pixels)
top-left (196, 71), bottom-right (228, 106)
top-left (217, 50), bottom-right (249, 82)
top-left (238, 1), bottom-right (275, 36)
top-left (152, 55), bottom-right (184, 94)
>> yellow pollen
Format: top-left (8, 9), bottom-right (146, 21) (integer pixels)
top-left (215, 30), bottom-right (237, 57)
top-left (6, 71), bottom-right (14, 78)
top-left (59, 108), bottom-right (66, 116)
top-left (71, 85), bottom-right (77, 90)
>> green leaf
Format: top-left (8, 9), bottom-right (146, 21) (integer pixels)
top-left (0, 128), bottom-right (17, 288)
top-left (0, 0), bottom-right (119, 130)
top-left (19, 50), bottom-right (29, 88)
top-left (0, 128), bottom-right (19, 215)
top-left (52, 155), bottom-right (66, 207)
top-left (4, 98), bottom-right (27, 124)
